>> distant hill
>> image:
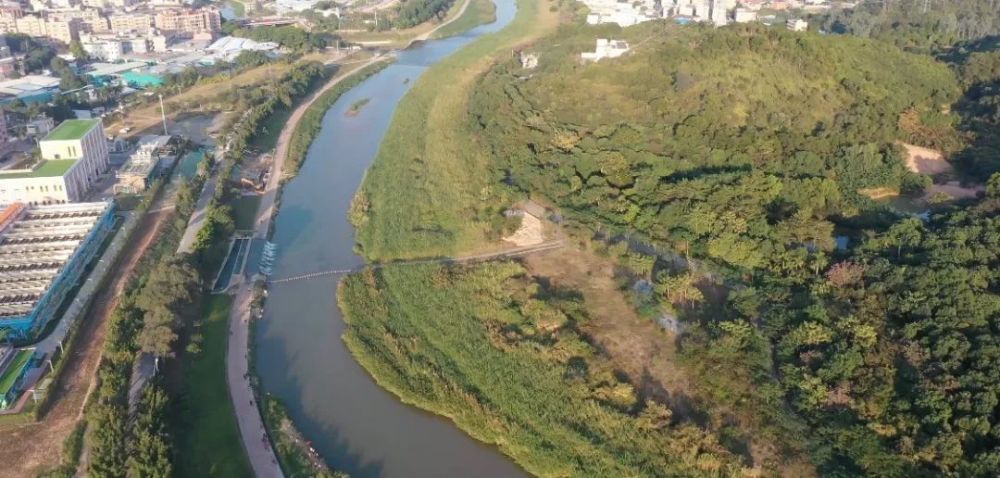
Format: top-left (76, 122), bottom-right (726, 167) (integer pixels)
top-left (472, 23), bottom-right (962, 246)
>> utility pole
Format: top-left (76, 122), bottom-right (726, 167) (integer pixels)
top-left (158, 93), bottom-right (168, 136)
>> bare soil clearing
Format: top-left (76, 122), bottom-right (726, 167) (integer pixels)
top-left (502, 213), bottom-right (545, 247)
top-left (900, 142), bottom-right (951, 175)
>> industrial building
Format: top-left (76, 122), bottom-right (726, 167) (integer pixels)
top-left (0, 201), bottom-right (115, 341)
top-left (0, 119), bottom-right (110, 205)
top-left (114, 135), bottom-right (171, 194)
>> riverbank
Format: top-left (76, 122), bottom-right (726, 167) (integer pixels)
top-left (353, 0), bottom-right (562, 260)
top-left (431, 0), bottom-right (497, 39)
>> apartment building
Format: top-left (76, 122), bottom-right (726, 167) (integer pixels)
top-left (109, 12), bottom-right (153, 34)
top-left (154, 8), bottom-right (221, 35)
top-left (6, 16), bottom-right (80, 44)
top-left (46, 8), bottom-right (110, 33)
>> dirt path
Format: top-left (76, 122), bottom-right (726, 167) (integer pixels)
top-left (0, 205), bottom-right (175, 477)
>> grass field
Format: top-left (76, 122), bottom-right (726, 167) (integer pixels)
top-left (339, 263), bottom-right (743, 476)
top-left (250, 106), bottom-right (293, 153)
top-left (431, 0), bottom-right (497, 39)
top-left (354, 0), bottom-right (562, 261)
top-left (174, 296), bottom-right (252, 477)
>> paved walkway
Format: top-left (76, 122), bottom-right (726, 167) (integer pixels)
top-left (226, 286), bottom-right (282, 478)
top-left (177, 163), bottom-right (219, 253)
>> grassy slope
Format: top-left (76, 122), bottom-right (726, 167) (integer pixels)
top-left (339, 263), bottom-right (743, 476)
top-left (431, 0), bottom-right (498, 39)
top-left (174, 296), bottom-right (252, 477)
top-left (354, 0), bottom-right (561, 261)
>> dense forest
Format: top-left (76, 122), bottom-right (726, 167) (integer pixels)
top-left (461, 21), bottom-right (1000, 476)
top-left (815, 0), bottom-right (1000, 52)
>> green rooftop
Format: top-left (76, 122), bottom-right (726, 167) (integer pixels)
top-left (0, 350), bottom-right (32, 400)
top-left (43, 119), bottom-right (100, 142)
top-left (0, 160), bottom-right (77, 179)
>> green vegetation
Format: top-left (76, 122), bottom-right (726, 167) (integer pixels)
top-left (229, 0), bottom-right (246, 17)
top-left (174, 296), bottom-right (252, 478)
top-left (345, 97), bottom-right (370, 117)
top-left (37, 421), bottom-right (87, 478)
top-left (285, 59), bottom-right (391, 177)
top-left (816, 0), bottom-right (1000, 53)
top-left (0, 350), bottom-right (32, 398)
top-left (395, 0), bottom-right (454, 29)
top-left (262, 394), bottom-right (346, 478)
top-left (344, 11), bottom-right (1000, 478)
top-left (233, 25), bottom-right (328, 52)
top-left (43, 119), bottom-right (99, 141)
top-left (341, 262), bottom-right (746, 476)
top-left (354, 0), bottom-right (560, 260)
top-left (431, 0), bottom-right (497, 39)
top-left (471, 23), bottom-right (960, 274)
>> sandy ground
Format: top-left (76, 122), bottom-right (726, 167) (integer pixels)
top-left (900, 142), bottom-right (951, 175)
top-left (0, 205), bottom-right (176, 477)
top-left (503, 213), bottom-right (545, 247)
top-left (927, 182), bottom-right (985, 199)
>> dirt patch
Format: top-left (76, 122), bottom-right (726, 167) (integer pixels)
top-left (0, 206), bottom-right (175, 477)
top-left (522, 246), bottom-right (696, 415)
top-left (858, 187), bottom-right (899, 200)
top-left (503, 213), bottom-right (545, 247)
top-left (899, 142), bottom-right (951, 175)
top-left (926, 181), bottom-right (984, 200)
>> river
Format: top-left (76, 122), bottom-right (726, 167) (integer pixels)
top-left (254, 1), bottom-right (527, 477)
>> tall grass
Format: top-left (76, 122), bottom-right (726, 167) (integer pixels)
top-left (354, 0), bottom-right (561, 261)
top-left (339, 262), bottom-right (745, 477)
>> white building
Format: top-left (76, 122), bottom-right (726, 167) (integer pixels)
top-left (581, 39), bottom-right (630, 62)
top-left (81, 36), bottom-right (125, 62)
top-left (0, 119), bottom-right (109, 204)
top-left (581, 0), bottom-right (658, 26)
top-left (787, 18), bottom-right (808, 31)
top-left (709, 0), bottom-right (728, 26)
top-left (733, 7), bottom-right (757, 23)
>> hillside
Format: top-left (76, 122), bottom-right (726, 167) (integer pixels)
top-left (471, 23), bottom-right (962, 271)
top-left (461, 22), bottom-right (1000, 476)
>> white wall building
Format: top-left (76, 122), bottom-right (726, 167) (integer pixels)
top-left (81, 36), bottom-right (125, 61)
top-left (0, 119), bottom-right (109, 204)
top-left (787, 18), bottom-right (808, 31)
top-left (581, 39), bottom-right (630, 62)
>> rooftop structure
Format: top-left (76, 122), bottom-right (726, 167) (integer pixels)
top-left (0, 119), bottom-right (109, 205)
top-left (581, 39), bottom-right (630, 62)
top-left (0, 75), bottom-right (60, 103)
top-left (205, 35), bottom-right (279, 62)
top-left (0, 201), bottom-right (116, 340)
top-left (114, 135), bottom-right (170, 194)
top-left (44, 119), bottom-right (101, 141)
